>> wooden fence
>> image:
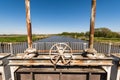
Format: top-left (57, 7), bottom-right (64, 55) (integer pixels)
top-left (0, 42), bottom-right (120, 55)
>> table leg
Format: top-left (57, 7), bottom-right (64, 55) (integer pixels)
top-left (0, 66), bottom-right (6, 80)
top-left (10, 66), bottom-right (19, 80)
top-left (116, 69), bottom-right (120, 80)
top-left (102, 66), bottom-right (112, 80)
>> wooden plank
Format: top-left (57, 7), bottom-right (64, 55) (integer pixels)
top-left (9, 54), bottom-right (113, 60)
top-left (61, 74), bottom-right (86, 80)
top-left (16, 72), bottom-right (32, 80)
top-left (16, 67), bottom-right (105, 73)
top-left (9, 59), bottom-right (113, 66)
top-left (34, 73), bottom-right (59, 80)
top-left (89, 74), bottom-right (101, 80)
top-left (16, 72), bottom-right (106, 80)
top-left (0, 53), bottom-right (10, 59)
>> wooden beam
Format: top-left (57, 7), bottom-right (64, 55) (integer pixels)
top-left (89, 0), bottom-right (96, 49)
top-left (25, 0), bottom-right (32, 48)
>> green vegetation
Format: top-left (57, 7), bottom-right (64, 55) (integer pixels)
top-left (58, 32), bottom-right (85, 38)
top-left (0, 27), bottom-right (120, 43)
top-left (94, 37), bottom-right (120, 43)
top-left (81, 37), bottom-right (120, 43)
top-left (59, 27), bottom-right (120, 43)
top-left (0, 35), bottom-right (48, 42)
top-left (0, 36), bottom-right (27, 42)
top-left (85, 27), bottom-right (120, 38)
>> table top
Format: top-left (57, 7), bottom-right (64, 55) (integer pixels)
top-left (8, 53), bottom-right (113, 66)
top-left (0, 53), bottom-right (11, 65)
top-left (0, 53), bottom-right (11, 59)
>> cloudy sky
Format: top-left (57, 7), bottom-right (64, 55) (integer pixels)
top-left (0, 0), bottom-right (120, 34)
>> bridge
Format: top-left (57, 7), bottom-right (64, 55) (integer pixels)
top-left (0, 0), bottom-right (120, 80)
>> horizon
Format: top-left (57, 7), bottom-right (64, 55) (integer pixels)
top-left (0, 0), bottom-right (120, 34)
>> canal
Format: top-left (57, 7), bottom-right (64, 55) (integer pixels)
top-left (0, 36), bottom-right (120, 54)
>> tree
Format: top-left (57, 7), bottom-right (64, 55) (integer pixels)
top-left (94, 27), bottom-right (111, 37)
top-left (85, 27), bottom-right (120, 38)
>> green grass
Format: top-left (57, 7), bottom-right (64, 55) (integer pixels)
top-left (80, 37), bottom-right (120, 43)
top-left (94, 37), bottom-right (120, 43)
top-left (1, 35), bottom-right (119, 43)
top-left (0, 35), bottom-right (47, 42)
top-left (0, 36), bottom-right (26, 42)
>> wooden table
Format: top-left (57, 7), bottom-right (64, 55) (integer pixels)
top-left (9, 53), bottom-right (113, 80)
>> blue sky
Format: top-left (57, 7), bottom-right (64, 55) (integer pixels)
top-left (0, 0), bottom-right (120, 34)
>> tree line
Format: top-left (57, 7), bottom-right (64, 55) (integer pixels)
top-left (59, 27), bottom-right (120, 38)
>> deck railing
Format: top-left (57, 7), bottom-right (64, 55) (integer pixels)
top-left (0, 42), bottom-right (120, 54)
top-left (32, 42), bottom-right (87, 53)
top-left (0, 42), bottom-right (28, 55)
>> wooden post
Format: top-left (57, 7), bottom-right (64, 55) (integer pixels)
top-left (25, 0), bottom-right (32, 48)
top-left (108, 43), bottom-right (112, 56)
top-left (83, 43), bottom-right (87, 50)
top-left (9, 43), bottom-right (13, 55)
top-left (89, 0), bottom-right (96, 49)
